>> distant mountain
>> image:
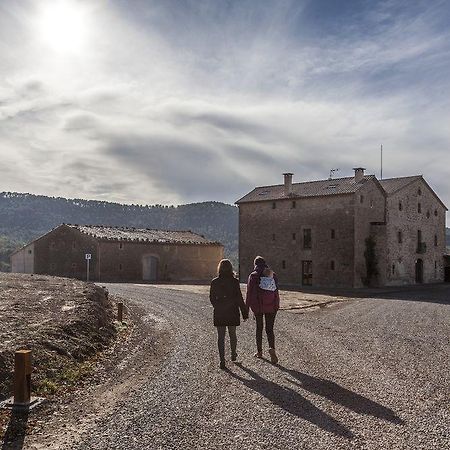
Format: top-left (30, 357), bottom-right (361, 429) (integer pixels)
top-left (0, 192), bottom-right (238, 271)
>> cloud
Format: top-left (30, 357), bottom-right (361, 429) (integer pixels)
top-left (0, 0), bottom-right (449, 214)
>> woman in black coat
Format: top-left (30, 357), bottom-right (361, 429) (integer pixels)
top-left (210, 259), bottom-right (248, 369)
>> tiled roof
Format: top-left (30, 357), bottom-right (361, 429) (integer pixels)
top-left (379, 176), bottom-right (422, 194)
top-left (236, 175), bottom-right (377, 203)
top-left (67, 225), bottom-right (220, 245)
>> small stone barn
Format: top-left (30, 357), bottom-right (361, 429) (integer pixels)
top-left (11, 224), bottom-right (223, 282)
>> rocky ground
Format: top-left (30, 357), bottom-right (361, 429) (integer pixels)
top-left (0, 273), bottom-right (116, 446)
top-left (9, 282), bottom-right (449, 450)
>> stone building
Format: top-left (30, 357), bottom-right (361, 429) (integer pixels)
top-left (236, 170), bottom-right (447, 288)
top-left (11, 224), bottom-right (223, 282)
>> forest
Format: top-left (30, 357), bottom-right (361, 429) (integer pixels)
top-left (0, 192), bottom-right (238, 271)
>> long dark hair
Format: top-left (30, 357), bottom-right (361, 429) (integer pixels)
top-left (217, 259), bottom-right (234, 277)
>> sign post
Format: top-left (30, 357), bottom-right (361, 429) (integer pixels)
top-left (85, 253), bottom-right (92, 281)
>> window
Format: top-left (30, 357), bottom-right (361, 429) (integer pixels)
top-left (330, 260), bottom-right (335, 270)
top-left (418, 188), bottom-right (422, 196)
top-left (303, 229), bottom-right (312, 249)
top-left (434, 235), bottom-right (438, 247)
top-left (119, 242), bottom-right (124, 250)
top-left (435, 261), bottom-right (438, 278)
top-left (417, 230), bottom-right (422, 245)
top-left (292, 200), bottom-right (296, 209)
top-left (434, 209), bottom-right (438, 217)
top-left (50, 241), bottom-right (56, 250)
top-left (272, 202), bottom-right (276, 209)
top-left (119, 263), bottom-right (123, 271)
top-left (28, 249), bottom-right (32, 255)
top-left (360, 195), bottom-right (364, 204)
top-left (426, 211), bottom-right (430, 219)
top-left (282, 260), bottom-right (286, 269)
top-left (50, 263), bottom-right (56, 271)
top-left (392, 264), bottom-right (395, 275)
top-left (331, 229), bottom-right (336, 239)
top-left (72, 242), bottom-right (77, 250)
top-left (398, 231), bottom-right (403, 243)
top-left (71, 263), bottom-right (77, 270)
top-left (370, 199), bottom-right (374, 208)
top-left (272, 233), bottom-right (276, 241)
top-left (418, 203), bottom-right (421, 213)
top-left (399, 201), bottom-right (403, 211)
top-left (292, 233), bottom-right (296, 241)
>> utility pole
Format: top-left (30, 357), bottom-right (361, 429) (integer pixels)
top-left (381, 144), bottom-right (383, 180)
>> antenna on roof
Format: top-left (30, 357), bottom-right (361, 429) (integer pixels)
top-left (380, 144), bottom-right (383, 180)
top-left (329, 168), bottom-right (339, 180)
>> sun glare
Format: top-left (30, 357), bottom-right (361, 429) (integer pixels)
top-left (37, 1), bottom-right (88, 53)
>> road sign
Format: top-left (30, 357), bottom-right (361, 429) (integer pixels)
top-left (85, 254), bottom-right (92, 281)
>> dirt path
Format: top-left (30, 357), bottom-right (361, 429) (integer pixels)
top-left (11, 283), bottom-right (450, 449)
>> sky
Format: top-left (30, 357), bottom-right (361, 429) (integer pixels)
top-left (0, 0), bottom-right (449, 210)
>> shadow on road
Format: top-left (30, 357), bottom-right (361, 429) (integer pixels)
top-left (278, 283), bottom-right (450, 304)
top-left (277, 365), bottom-right (404, 425)
top-left (1, 407), bottom-right (29, 450)
top-left (229, 363), bottom-right (354, 440)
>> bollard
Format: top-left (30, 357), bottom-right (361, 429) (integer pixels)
top-left (14, 350), bottom-right (32, 406)
top-left (117, 302), bottom-right (124, 323)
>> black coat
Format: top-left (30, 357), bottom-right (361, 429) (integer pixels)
top-left (210, 275), bottom-right (248, 327)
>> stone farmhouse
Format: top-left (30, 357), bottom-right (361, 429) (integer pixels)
top-left (236, 169), bottom-right (447, 288)
top-left (11, 224), bottom-right (223, 282)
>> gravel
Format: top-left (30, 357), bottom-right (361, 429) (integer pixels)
top-left (29, 283), bottom-right (450, 449)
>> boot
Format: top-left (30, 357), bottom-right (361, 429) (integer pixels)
top-left (269, 348), bottom-right (278, 364)
top-left (254, 351), bottom-right (263, 358)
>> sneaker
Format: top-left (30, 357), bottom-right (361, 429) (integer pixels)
top-left (268, 348), bottom-right (278, 364)
top-left (254, 351), bottom-right (263, 358)
top-left (220, 361), bottom-right (226, 369)
top-left (231, 353), bottom-right (237, 362)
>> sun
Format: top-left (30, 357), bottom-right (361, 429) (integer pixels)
top-left (37, 1), bottom-right (89, 53)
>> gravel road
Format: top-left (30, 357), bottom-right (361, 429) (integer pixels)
top-left (42, 284), bottom-right (450, 449)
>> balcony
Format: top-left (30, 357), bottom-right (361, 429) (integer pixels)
top-left (416, 242), bottom-right (427, 254)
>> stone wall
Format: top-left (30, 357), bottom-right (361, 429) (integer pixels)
top-left (383, 179), bottom-right (446, 285)
top-left (33, 225), bottom-right (98, 280)
top-left (353, 180), bottom-right (386, 287)
top-left (238, 193), bottom-right (357, 287)
top-left (98, 240), bottom-right (223, 282)
top-left (11, 242), bottom-right (35, 274)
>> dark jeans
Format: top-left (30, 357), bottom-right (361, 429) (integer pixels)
top-left (217, 326), bottom-right (237, 362)
top-left (255, 312), bottom-right (277, 352)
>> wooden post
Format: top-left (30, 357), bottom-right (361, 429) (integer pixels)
top-left (117, 302), bottom-right (124, 323)
top-left (14, 350), bottom-right (32, 406)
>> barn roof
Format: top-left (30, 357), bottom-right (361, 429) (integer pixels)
top-left (235, 175), bottom-right (378, 204)
top-left (67, 224), bottom-right (221, 245)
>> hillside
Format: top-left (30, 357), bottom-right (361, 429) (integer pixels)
top-left (0, 192), bottom-right (238, 271)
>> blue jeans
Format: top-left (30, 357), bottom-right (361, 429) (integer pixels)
top-left (217, 326), bottom-right (237, 362)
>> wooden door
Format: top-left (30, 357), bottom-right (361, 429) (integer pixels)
top-left (302, 260), bottom-right (313, 286)
top-left (143, 255), bottom-right (158, 281)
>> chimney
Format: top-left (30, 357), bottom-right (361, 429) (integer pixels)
top-left (353, 167), bottom-right (366, 183)
top-left (283, 173), bottom-right (293, 195)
